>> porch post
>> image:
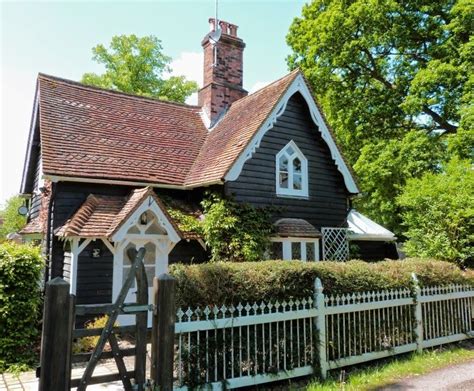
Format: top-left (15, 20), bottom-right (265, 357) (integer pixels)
top-left (70, 239), bottom-right (79, 295)
top-left (69, 238), bottom-right (92, 294)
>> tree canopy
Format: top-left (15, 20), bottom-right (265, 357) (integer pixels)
top-left (287, 0), bottom-right (473, 235)
top-left (0, 196), bottom-right (26, 240)
top-left (82, 34), bottom-right (198, 103)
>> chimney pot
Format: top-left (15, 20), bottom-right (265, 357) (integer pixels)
top-left (228, 24), bottom-right (238, 37)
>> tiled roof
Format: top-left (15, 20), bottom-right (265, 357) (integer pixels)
top-left (19, 181), bottom-right (52, 236)
top-left (38, 75), bottom-right (209, 186)
top-left (186, 70), bottom-right (300, 185)
top-left (36, 71), bottom-right (300, 188)
top-left (274, 218), bottom-right (322, 238)
top-left (19, 217), bottom-right (45, 235)
top-left (55, 187), bottom-right (194, 240)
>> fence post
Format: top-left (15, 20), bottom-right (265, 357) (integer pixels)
top-left (314, 278), bottom-right (328, 379)
top-left (151, 274), bottom-right (176, 391)
top-left (39, 277), bottom-right (73, 391)
top-left (412, 273), bottom-right (423, 353)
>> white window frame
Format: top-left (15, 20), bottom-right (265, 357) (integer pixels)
top-left (270, 237), bottom-right (320, 262)
top-left (275, 140), bottom-right (309, 197)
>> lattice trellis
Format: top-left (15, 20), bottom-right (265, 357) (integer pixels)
top-left (321, 227), bottom-right (349, 261)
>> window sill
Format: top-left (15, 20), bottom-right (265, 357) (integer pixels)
top-left (276, 193), bottom-right (310, 200)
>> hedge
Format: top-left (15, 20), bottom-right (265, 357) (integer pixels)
top-left (0, 242), bottom-right (43, 372)
top-left (170, 258), bottom-right (474, 308)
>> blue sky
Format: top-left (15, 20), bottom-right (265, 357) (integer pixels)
top-left (0, 0), bottom-right (306, 204)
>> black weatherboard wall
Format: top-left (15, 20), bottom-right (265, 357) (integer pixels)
top-left (226, 93), bottom-right (350, 229)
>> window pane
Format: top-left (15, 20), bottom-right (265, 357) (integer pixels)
top-left (293, 174), bottom-right (302, 190)
top-left (291, 242), bottom-right (301, 260)
top-left (306, 242), bottom-right (316, 261)
top-left (286, 146), bottom-right (295, 156)
top-left (144, 242), bottom-right (156, 265)
top-left (293, 158), bottom-right (302, 173)
top-left (145, 266), bottom-right (155, 286)
top-left (279, 155), bottom-right (288, 171)
top-left (270, 242), bottom-right (283, 259)
top-left (279, 172), bottom-right (289, 188)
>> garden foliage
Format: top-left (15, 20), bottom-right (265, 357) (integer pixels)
top-left (398, 158), bottom-right (474, 266)
top-left (287, 0), bottom-right (473, 235)
top-left (168, 192), bottom-right (274, 262)
top-left (171, 259), bottom-right (474, 308)
top-left (0, 243), bottom-right (43, 371)
top-left (0, 196), bottom-right (26, 240)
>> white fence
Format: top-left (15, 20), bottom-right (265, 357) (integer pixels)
top-left (173, 275), bottom-right (474, 389)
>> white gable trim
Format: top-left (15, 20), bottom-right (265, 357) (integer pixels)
top-left (224, 74), bottom-right (359, 194)
top-left (20, 86), bottom-right (40, 194)
top-left (111, 195), bottom-right (181, 243)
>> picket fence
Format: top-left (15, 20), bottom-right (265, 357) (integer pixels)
top-left (173, 274), bottom-right (474, 390)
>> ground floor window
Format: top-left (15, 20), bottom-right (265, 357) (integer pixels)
top-left (269, 238), bottom-right (320, 261)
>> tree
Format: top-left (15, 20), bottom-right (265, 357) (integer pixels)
top-left (0, 196), bottom-right (26, 240)
top-left (397, 158), bottom-right (474, 266)
top-left (353, 131), bottom-right (445, 231)
top-left (287, 0), bottom-right (473, 232)
top-left (82, 35), bottom-right (198, 103)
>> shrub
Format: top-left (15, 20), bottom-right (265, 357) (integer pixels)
top-left (73, 315), bottom-right (117, 353)
top-left (170, 258), bottom-right (474, 308)
top-left (0, 242), bottom-right (43, 371)
top-left (397, 158), bottom-right (474, 266)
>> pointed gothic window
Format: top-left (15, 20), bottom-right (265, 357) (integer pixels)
top-left (276, 141), bottom-right (308, 197)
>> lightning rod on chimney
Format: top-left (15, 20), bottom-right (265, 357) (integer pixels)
top-left (208, 0), bottom-right (221, 67)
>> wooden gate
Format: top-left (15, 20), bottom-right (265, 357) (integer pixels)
top-left (38, 247), bottom-right (176, 391)
top-left (72, 247), bottom-right (149, 390)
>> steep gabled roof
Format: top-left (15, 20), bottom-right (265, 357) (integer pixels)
top-left (38, 74), bottom-right (208, 186)
top-left (23, 70), bottom-right (359, 194)
top-left (186, 70), bottom-right (300, 186)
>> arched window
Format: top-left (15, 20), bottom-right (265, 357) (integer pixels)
top-left (276, 140), bottom-right (308, 197)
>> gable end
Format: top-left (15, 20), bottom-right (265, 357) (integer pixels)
top-left (224, 74), bottom-right (359, 194)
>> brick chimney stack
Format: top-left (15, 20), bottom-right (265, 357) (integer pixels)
top-left (198, 18), bottom-right (247, 125)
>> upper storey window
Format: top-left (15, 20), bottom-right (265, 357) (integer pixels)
top-left (276, 140), bottom-right (308, 197)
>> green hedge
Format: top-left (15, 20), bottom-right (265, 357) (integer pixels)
top-left (0, 243), bottom-right (43, 372)
top-left (170, 259), bottom-right (474, 308)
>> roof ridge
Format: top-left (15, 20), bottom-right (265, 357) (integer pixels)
top-left (38, 73), bottom-right (202, 110)
top-left (235, 68), bottom-right (300, 103)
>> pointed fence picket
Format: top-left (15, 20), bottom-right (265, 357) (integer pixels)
top-left (173, 276), bottom-right (474, 390)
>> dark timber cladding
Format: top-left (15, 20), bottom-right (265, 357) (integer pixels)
top-left (226, 92), bottom-right (349, 229)
top-left (76, 241), bottom-right (114, 305)
top-left (50, 181), bottom-right (207, 287)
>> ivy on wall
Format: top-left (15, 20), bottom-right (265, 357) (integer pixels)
top-left (167, 192), bottom-right (275, 262)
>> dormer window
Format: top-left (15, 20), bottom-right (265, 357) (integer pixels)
top-left (276, 140), bottom-right (308, 197)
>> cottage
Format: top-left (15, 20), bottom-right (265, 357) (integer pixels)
top-left (19, 19), bottom-right (397, 308)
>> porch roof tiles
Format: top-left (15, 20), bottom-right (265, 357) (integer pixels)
top-left (55, 187), bottom-right (187, 240)
top-left (274, 218), bottom-right (322, 238)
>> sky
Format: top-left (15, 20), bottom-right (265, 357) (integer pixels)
top-left (0, 0), bottom-right (307, 205)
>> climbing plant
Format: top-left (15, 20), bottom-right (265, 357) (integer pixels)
top-left (168, 192), bottom-right (275, 262)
